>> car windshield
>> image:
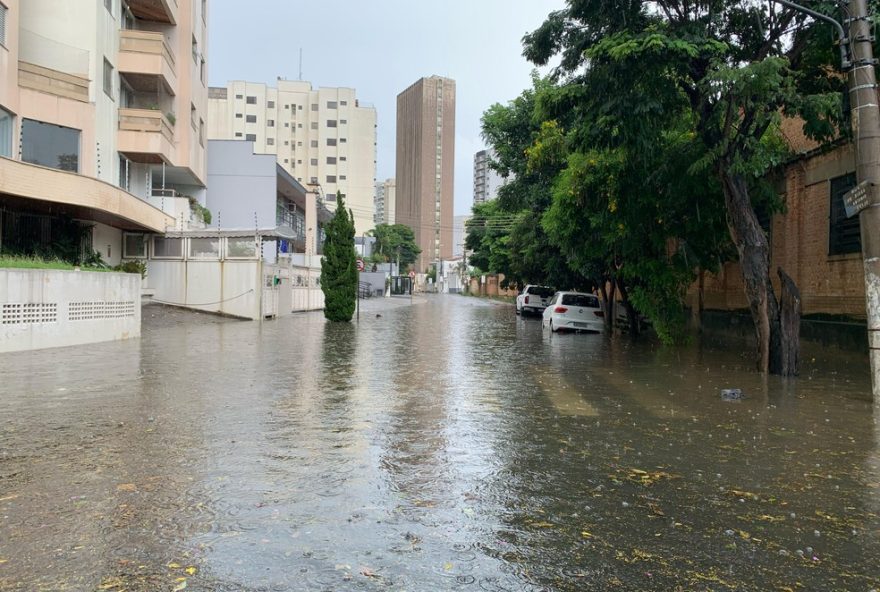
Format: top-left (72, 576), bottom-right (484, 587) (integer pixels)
top-left (562, 294), bottom-right (600, 308)
top-left (530, 287), bottom-right (555, 298)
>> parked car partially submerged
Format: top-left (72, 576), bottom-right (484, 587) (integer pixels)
top-left (542, 291), bottom-right (604, 333)
top-left (516, 285), bottom-right (555, 316)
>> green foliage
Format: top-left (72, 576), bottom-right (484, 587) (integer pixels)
top-left (370, 223), bottom-right (420, 271)
top-left (188, 196), bottom-right (212, 226)
top-left (114, 260), bottom-right (147, 278)
top-left (321, 193), bottom-right (358, 322)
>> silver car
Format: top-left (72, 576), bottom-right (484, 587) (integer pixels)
top-left (542, 291), bottom-right (604, 333)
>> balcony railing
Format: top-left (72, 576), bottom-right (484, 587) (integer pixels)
top-left (119, 108), bottom-right (175, 142)
top-left (119, 30), bottom-right (176, 76)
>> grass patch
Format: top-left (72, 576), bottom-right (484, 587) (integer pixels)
top-left (0, 255), bottom-right (111, 272)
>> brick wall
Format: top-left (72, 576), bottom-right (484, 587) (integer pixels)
top-left (690, 143), bottom-right (867, 318)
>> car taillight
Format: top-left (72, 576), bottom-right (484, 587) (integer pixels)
top-left (524, 295), bottom-right (529, 304)
top-left (594, 310), bottom-right (604, 317)
top-left (554, 306), bottom-right (568, 313)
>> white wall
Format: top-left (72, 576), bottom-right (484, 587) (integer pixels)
top-left (147, 259), bottom-right (262, 320)
top-left (0, 268), bottom-right (141, 352)
top-left (91, 221), bottom-right (122, 266)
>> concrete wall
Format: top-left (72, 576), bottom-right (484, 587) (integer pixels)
top-left (206, 140), bottom-right (277, 229)
top-left (0, 268), bottom-right (140, 352)
top-left (147, 258), bottom-right (262, 320)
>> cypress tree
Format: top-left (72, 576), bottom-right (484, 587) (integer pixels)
top-left (321, 192), bottom-right (358, 322)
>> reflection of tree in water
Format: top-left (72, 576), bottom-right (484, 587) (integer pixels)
top-left (319, 322), bottom-right (358, 395)
top-left (57, 153), bottom-right (78, 172)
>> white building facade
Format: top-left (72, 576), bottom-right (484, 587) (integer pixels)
top-left (208, 80), bottom-right (377, 235)
top-left (374, 178), bottom-right (396, 226)
top-left (473, 148), bottom-right (509, 205)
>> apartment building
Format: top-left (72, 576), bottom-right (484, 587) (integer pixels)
top-left (374, 178), bottom-right (395, 226)
top-left (473, 148), bottom-right (509, 205)
top-left (0, 0), bottom-right (208, 266)
top-left (207, 80), bottom-right (377, 235)
top-left (395, 76), bottom-right (455, 271)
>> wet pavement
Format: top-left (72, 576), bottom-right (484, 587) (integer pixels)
top-left (0, 295), bottom-right (878, 591)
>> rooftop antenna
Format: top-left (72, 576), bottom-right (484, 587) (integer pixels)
top-left (299, 48), bottom-right (303, 80)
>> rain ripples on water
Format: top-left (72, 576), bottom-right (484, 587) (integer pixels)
top-left (0, 296), bottom-right (878, 591)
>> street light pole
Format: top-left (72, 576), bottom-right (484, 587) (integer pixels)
top-left (847, 0), bottom-right (880, 399)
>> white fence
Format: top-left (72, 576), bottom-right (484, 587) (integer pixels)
top-left (0, 269), bottom-right (141, 353)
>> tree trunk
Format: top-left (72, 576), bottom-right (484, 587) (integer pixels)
top-left (777, 267), bottom-right (801, 377)
top-left (718, 169), bottom-right (794, 374)
top-left (617, 279), bottom-right (641, 338)
top-left (599, 278), bottom-right (616, 332)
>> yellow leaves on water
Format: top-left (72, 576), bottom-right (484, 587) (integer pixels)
top-left (185, 566), bottom-right (197, 575)
top-left (616, 467), bottom-right (679, 487)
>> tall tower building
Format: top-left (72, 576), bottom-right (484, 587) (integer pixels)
top-left (374, 178), bottom-right (396, 226)
top-left (395, 76), bottom-right (455, 271)
top-left (473, 148), bottom-right (509, 205)
top-left (208, 80), bottom-right (377, 234)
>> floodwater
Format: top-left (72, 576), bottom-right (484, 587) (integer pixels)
top-left (0, 295), bottom-right (878, 592)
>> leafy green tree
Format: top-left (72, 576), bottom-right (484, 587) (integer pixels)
top-left (370, 224), bottom-right (421, 271)
top-left (321, 193), bottom-right (358, 322)
top-left (524, 1), bottom-right (845, 374)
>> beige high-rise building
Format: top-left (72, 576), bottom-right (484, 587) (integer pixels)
top-left (395, 76), bottom-right (455, 272)
top-left (0, 0), bottom-right (208, 265)
top-left (207, 80), bottom-right (377, 235)
top-left (374, 178), bottom-right (395, 226)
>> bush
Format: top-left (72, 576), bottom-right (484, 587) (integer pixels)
top-left (114, 260), bottom-right (147, 278)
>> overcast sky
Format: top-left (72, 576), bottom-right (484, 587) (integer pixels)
top-left (208, 0), bottom-right (565, 216)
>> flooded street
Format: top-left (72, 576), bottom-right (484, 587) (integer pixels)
top-left (1, 295), bottom-right (878, 591)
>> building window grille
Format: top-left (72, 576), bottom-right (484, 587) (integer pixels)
top-left (327, 120), bottom-right (337, 128)
top-left (327, 101), bottom-right (337, 109)
top-left (268, 100), bottom-right (275, 108)
top-left (829, 173), bottom-right (862, 255)
top-left (245, 133), bottom-right (257, 142)
top-left (0, 3), bottom-right (6, 48)
top-left (246, 96), bottom-right (257, 105)
top-left (326, 175), bottom-right (336, 183)
top-left (246, 114), bottom-right (257, 123)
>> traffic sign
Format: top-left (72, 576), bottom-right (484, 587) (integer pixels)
top-left (356, 258), bottom-right (365, 271)
top-left (843, 181), bottom-right (873, 218)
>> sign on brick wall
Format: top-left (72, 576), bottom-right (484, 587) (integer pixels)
top-left (843, 180), bottom-right (873, 218)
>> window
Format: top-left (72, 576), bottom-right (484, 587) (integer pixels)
top-left (326, 175), bottom-right (337, 183)
top-left (21, 119), bottom-right (80, 172)
top-left (227, 238), bottom-right (257, 258)
top-left (268, 100), bottom-right (275, 108)
top-left (327, 138), bottom-right (337, 146)
top-left (310, 176), bottom-right (318, 184)
top-left (103, 59), bottom-right (114, 99)
top-left (245, 134), bottom-right (257, 142)
top-left (267, 138), bottom-right (275, 146)
top-left (297, 141), bottom-right (302, 146)
top-left (310, 158), bottom-right (318, 165)
top-left (340, 119), bottom-right (347, 124)
top-left (153, 237), bottom-right (183, 259)
top-left (267, 119), bottom-right (275, 127)
top-left (327, 120), bottom-right (337, 128)
top-left (104, 0), bottom-right (112, 15)
top-left (192, 35), bottom-right (198, 64)
top-left (234, 132), bottom-right (242, 137)
top-left (326, 157), bottom-right (337, 164)
top-left (327, 101), bottom-right (337, 109)
top-left (829, 173), bottom-right (862, 255)
top-left (311, 104), bottom-right (318, 111)
top-left (189, 238), bottom-right (220, 259)
top-left (191, 103), bottom-right (198, 129)
top-left (284, 104), bottom-right (289, 109)
top-left (284, 159), bottom-right (289, 163)
top-left (235, 94), bottom-right (243, 99)
top-left (297, 160), bottom-right (302, 164)
top-left (339, 175), bottom-right (346, 181)
top-left (310, 122), bottom-right (317, 130)
top-left (284, 140), bottom-right (289, 146)
top-left (284, 122), bottom-right (289, 128)
top-left (0, 107), bottom-right (13, 158)
top-left (235, 113), bottom-right (243, 118)
top-left (200, 59), bottom-right (206, 85)
top-left (123, 234), bottom-right (147, 259)
top-left (246, 114), bottom-right (257, 123)
top-left (310, 140), bottom-right (318, 148)
top-left (298, 105), bottom-right (303, 110)
top-left (246, 96), bottom-right (257, 105)
top-left (340, 138), bottom-right (347, 143)
top-left (340, 156), bottom-right (346, 161)
top-left (299, 123), bottom-right (304, 129)
top-left (340, 100), bottom-right (348, 106)
top-left (199, 118), bottom-right (205, 147)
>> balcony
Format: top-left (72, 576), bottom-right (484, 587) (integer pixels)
top-left (17, 29), bottom-right (90, 103)
top-left (118, 30), bottom-right (177, 94)
top-left (117, 108), bottom-right (175, 165)
top-left (126, 0), bottom-right (177, 25)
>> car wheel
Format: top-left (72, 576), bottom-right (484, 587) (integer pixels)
top-left (515, 306), bottom-right (521, 315)
top-left (549, 320), bottom-right (556, 333)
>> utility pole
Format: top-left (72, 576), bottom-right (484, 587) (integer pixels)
top-left (847, 0), bottom-right (880, 398)
top-left (775, 0), bottom-right (879, 398)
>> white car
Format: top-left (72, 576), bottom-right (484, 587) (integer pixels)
top-left (515, 285), bottom-right (555, 316)
top-left (542, 291), bottom-right (604, 333)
